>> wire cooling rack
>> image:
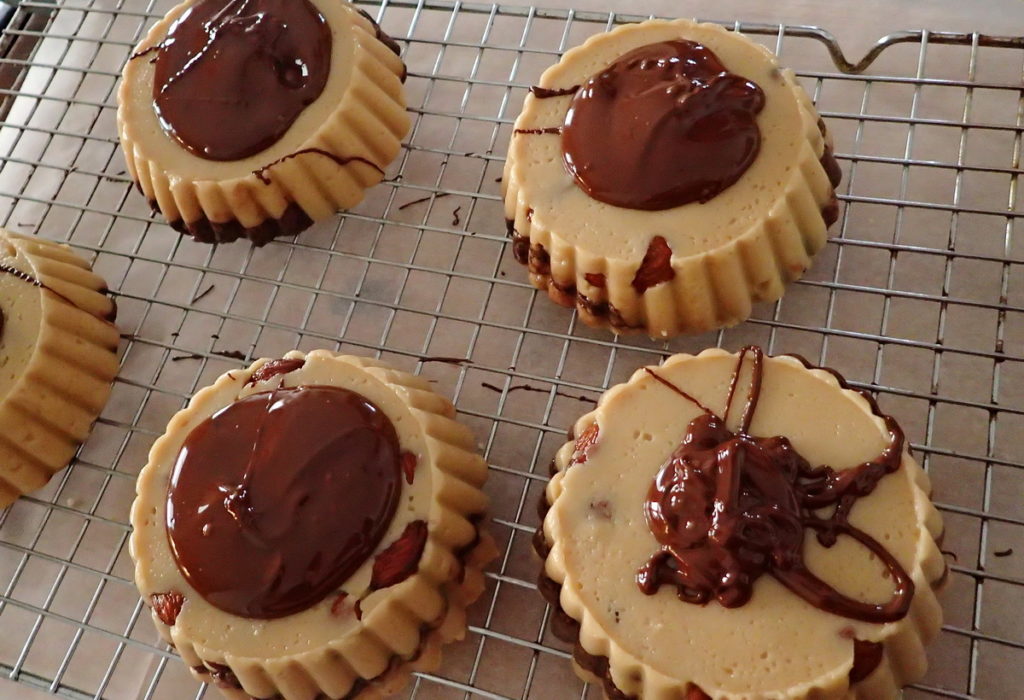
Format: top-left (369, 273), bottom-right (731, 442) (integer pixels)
top-left (0, 0), bottom-right (1022, 698)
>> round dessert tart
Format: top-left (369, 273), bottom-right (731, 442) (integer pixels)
top-left (118, 0), bottom-right (410, 246)
top-left (130, 351), bottom-right (495, 700)
top-left (0, 229), bottom-right (119, 508)
top-left (535, 347), bottom-right (946, 699)
top-left (503, 20), bottom-right (843, 336)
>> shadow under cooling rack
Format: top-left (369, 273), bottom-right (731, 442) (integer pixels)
top-left (0, 1), bottom-right (1022, 699)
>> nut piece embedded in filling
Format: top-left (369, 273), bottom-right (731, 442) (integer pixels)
top-left (535, 347), bottom-right (947, 699)
top-left (131, 351), bottom-right (494, 700)
top-left (503, 19), bottom-right (842, 337)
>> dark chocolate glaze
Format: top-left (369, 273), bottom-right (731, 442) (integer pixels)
top-left (530, 84), bottom-right (580, 99)
top-left (637, 346), bottom-right (914, 624)
top-left (166, 385), bottom-right (403, 619)
top-left (152, 0), bottom-right (332, 161)
top-left (245, 357), bottom-right (305, 385)
top-left (561, 40), bottom-right (765, 211)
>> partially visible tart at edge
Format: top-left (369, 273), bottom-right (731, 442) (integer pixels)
top-left (0, 228), bottom-right (119, 508)
top-left (130, 351), bottom-right (495, 700)
top-left (536, 348), bottom-right (946, 699)
top-left (118, 0), bottom-right (409, 246)
top-left (503, 19), bottom-right (842, 337)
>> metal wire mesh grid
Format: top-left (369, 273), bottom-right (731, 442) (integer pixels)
top-left (0, 0), bottom-right (1021, 698)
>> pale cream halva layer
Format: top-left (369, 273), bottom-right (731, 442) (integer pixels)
top-left (503, 20), bottom-right (837, 337)
top-left (0, 229), bottom-right (119, 508)
top-left (541, 349), bottom-right (945, 699)
top-left (131, 351), bottom-right (493, 700)
top-left (118, 0), bottom-right (409, 231)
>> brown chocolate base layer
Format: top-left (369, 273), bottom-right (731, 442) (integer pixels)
top-left (506, 146), bottom-right (843, 335)
top-left (147, 198), bottom-right (313, 247)
top-left (195, 515), bottom-right (488, 700)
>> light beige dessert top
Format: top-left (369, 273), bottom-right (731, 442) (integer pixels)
top-left (505, 19), bottom-right (831, 261)
top-left (118, 0), bottom-right (409, 227)
top-left (0, 229), bottom-right (119, 507)
top-left (131, 351), bottom-right (488, 699)
top-left (543, 348), bottom-right (946, 699)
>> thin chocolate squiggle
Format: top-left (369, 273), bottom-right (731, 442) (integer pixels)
top-left (0, 262), bottom-right (113, 321)
top-left (513, 127), bottom-right (563, 136)
top-left (529, 85), bottom-right (580, 98)
top-left (252, 148), bottom-right (384, 185)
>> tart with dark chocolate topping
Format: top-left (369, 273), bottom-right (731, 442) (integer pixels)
top-left (131, 351), bottom-right (494, 699)
top-left (0, 228), bottom-right (119, 508)
top-left (503, 20), bottom-right (841, 337)
top-left (535, 347), bottom-right (946, 699)
top-left (118, 0), bottom-right (409, 246)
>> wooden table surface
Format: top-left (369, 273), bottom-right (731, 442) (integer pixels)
top-left (1, 0), bottom-right (1018, 698)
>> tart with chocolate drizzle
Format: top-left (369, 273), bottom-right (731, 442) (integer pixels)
top-left (0, 228), bottom-right (119, 508)
top-left (536, 347), bottom-right (946, 699)
top-left (118, 0), bottom-right (409, 245)
top-left (503, 19), bottom-right (842, 336)
top-left (131, 351), bottom-right (495, 699)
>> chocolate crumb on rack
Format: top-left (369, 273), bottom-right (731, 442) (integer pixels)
top-left (212, 349), bottom-right (248, 361)
top-left (399, 192), bottom-right (450, 211)
top-left (190, 284), bottom-right (215, 304)
top-left (171, 353), bottom-right (204, 363)
top-left (417, 355), bottom-right (473, 365)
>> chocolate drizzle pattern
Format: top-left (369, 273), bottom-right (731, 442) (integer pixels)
top-left (1, 261), bottom-right (45, 289)
top-left (252, 148), bottom-right (384, 185)
top-left (0, 262), bottom-right (115, 322)
top-left (166, 385), bottom-right (404, 619)
top-left (636, 346), bottom-right (915, 623)
top-left (130, 44), bottom-right (161, 62)
top-left (513, 127), bottom-right (563, 135)
top-left (151, 0), bottom-right (332, 161)
top-left (560, 40), bottom-right (765, 210)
